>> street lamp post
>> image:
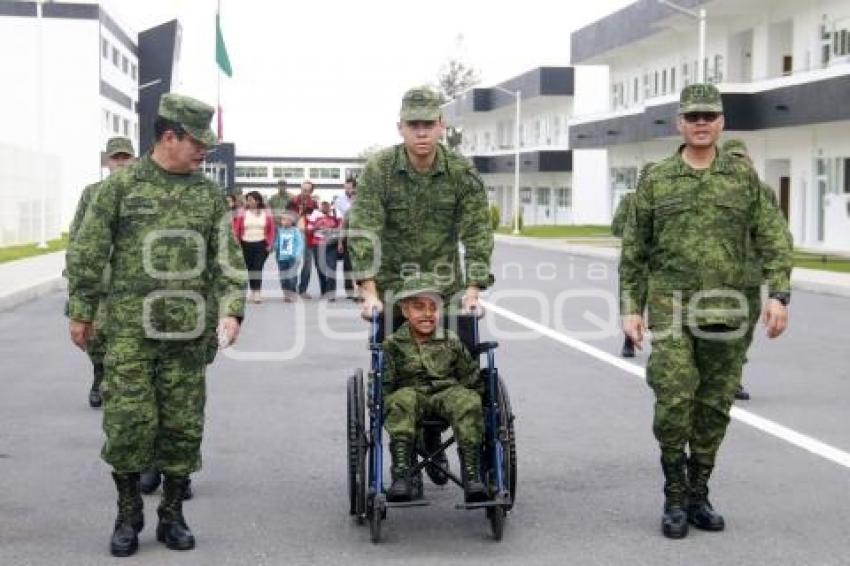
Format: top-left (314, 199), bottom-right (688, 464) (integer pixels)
top-left (492, 86), bottom-right (522, 234)
top-left (36, 0), bottom-right (47, 248)
top-left (658, 0), bottom-right (707, 82)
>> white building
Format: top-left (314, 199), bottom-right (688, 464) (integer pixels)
top-left (0, 1), bottom-right (142, 246)
top-left (570, 0), bottom-right (850, 252)
top-left (233, 156), bottom-right (365, 205)
top-left (443, 67), bottom-right (609, 227)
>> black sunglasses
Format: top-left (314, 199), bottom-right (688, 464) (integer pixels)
top-left (682, 112), bottom-right (721, 123)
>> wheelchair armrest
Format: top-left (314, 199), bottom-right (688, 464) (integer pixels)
top-left (475, 341), bottom-right (499, 354)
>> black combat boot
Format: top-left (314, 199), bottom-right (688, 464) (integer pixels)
top-left (156, 475), bottom-right (195, 550)
top-left (621, 335), bottom-right (635, 358)
top-left (421, 427), bottom-right (449, 485)
top-left (88, 363), bottom-right (104, 408)
top-left (387, 440), bottom-right (413, 502)
top-left (734, 385), bottom-right (751, 401)
top-left (660, 455), bottom-right (689, 539)
top-left (110, 472), bottom-right (144, 557)
top-left (140, 469), bottom-right (161, 494)
top-left (686, 458), bottom-right (725, 531)
top-left (459, 443), bottom-right (488, 503)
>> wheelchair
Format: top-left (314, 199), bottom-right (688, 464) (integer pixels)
top-left (346, 310), bottom-right (517, 542)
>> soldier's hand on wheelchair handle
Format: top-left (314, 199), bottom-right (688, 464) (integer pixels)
top-left (462, 285), bottom-right (484, 317)
top-left (360, 292), bottom-right (383, 321)
top-left (69, 319), bottom-right (94, 350)
top-left (762, 298), bottom-right (788, 339)
top-left (622, 314), bottom-right (645, 350)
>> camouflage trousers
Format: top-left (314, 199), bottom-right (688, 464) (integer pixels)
top-left (647, 325), bottom-right (749, 467)
top-left (101, 336), bottom-right (207, 475)
top-left (384, 385), bottom-right (483, 447)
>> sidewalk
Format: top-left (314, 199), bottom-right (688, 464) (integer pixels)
top-left (496, 234), bottom-right (850, 299)
top-left (2, 239), bottom-right (849, 312)
top-left (0, 251), bottom-right (67, 311)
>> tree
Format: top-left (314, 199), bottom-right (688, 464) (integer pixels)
top-left (435, 58), bottom-right (480, 150)
top-left (357, 144), bottom-right (384, 161)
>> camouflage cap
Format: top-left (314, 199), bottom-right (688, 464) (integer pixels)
top-left (396, 273), bottom-right (443, 301)
top-left (721, 138), bottom-right (749, 157)
top-left (157, 93), bottom-right (218, 147)
top-left (105, 136), bottom-right (134, 157)
top-left (679, 83), bottom-right (723, 114)
top-left (400, 87), bottom-right (442, 121)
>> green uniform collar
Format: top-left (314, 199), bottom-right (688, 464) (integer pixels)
top-left (394, 143), bottom-right (448, 178)
top-left (390, 320), bottom-right (447, 344)
top-left (672, 144), bottom-right (737, 177)
top-left (134, 154), bottom-right (208, 186)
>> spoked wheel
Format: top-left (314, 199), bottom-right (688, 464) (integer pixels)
top-left (487, 506), bottom-right (505, 541)
top-left (347, 370), bottom-right (367, 523)
top-left (368, 493), bottom-right (386, 543)
top-left (497, 376), bottom-right (517, 512)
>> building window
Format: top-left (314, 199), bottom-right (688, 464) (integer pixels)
top-left (683, 63), bottom-right (690, 86)
top-left (633, 77), bottom-right (639, 102)
top-left (134, 122), bottom-right (139, 140)
top-left (103, 109), bottom-right (110, 131)
top-left (122, 55), bottom-right (128, 74)
top-left (843, 158), bottom-right (850, 193)
top-left (123, 118), bottom-right (129, 136)
top-left (235, 166), bottom-right (269, 178)
top-left (112, 46), bottom-right (119, 66)
top-left (552, 117), bottom-right (561, 145)
top-left (555, 187), bottom-right (571, 208)
top-left (113, 115), bottom-right (120, 133)
top-left (308, 167), bottom-right (341, 179)
top-left (670, 67), bottom-right (676, 92)
top-left (484, 132), bottom-right (492, 151)
top-left (102, 38), bottom-right (109, 59)
top-left (344, 167), bottom-right (362, 180)
top-left (272, 167), bottom-right (305, 179)
top-left (533, 120), bottom-right (541, 145)
top-left (518, 124), bottom-right (525, 147)
top-left (520, 187), bottom-right (532, 204)
top-left (536, 187), bottom-right (550, 206)
top-left (131, 63), bottom-right (137, 81)
top-left (662, 69), bottom-right (667, 94)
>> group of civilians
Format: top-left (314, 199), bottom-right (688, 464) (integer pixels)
top-left (226, 178), bottom-right (358, 303)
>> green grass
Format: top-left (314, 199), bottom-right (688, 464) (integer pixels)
top-left (0, 234), bottom-right (69, 264)
top-left (793, 251), bottom-right (850, 273)
top-left (496, 225), bottom-right (612, 238)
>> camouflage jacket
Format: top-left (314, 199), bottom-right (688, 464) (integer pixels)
top-left (611, 193), bottom-right (634, 237)
top-left (382, 322), bottom-right (482, 396)
top-left (619, 148), bottom-right (793, 324)
top-left (347, 143), bottom-right (494, 297)
top-left (65, 180), bottom-right (110, 319)
top-left (66, 155), bottom-right (247, 340)
top-left (268, 192), bottom-right (291, 216)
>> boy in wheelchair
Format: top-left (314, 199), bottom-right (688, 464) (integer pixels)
top-left (382, 274), bottom-right (488, 504)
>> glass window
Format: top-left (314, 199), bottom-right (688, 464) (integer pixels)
top-left (520, 187), bottom-right (532, 204)
top-left (555, 187), bottom-right (572, 208)
top-left (122, 118), bottom-right (129, 136)
top-left (102, 38), bottom-right (109, 59)
top-left (536, 187), bottom-right (550, 206)
top-left (344, 167), bottom-right (362, 180)
top-left (122, 55), bottom-right (128, 74)
top-left (103, 109), bottom-right (110, 131)
top-left (112, 46), bottom-right (119, 66)
top-left (131, 63), bottom-right (137, 81)
top-left (235, 166), bottom-right (269, 178)
top-left (484, 132), bottom-right (492, 150)
top-left (670, 67), bottom-right (676, 91)
top-left (634, 77), bottom-right (639, 102)
top-left (113, 115), bottom-right (120, 133)
top-left (552, 117), bottom-right (561, 144)
top-left (272, 167), bottom-right (305, 179)
top-left (309, 167), bottom-right (341, 179)
top-left (662, 69), bottom-right (667, 94)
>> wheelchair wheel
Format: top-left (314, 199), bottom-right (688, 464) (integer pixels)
top-left (487, 505), bottom-right (505, 541)
top-left (497, 376), bottom-right (517, 511)
top-left (368, 493), bottom-right (386, 543)
top-left (347, 370), bottom-right (367, 523)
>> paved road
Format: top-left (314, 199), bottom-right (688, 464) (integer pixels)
top-left (1, 242), bottom-right (848, 565)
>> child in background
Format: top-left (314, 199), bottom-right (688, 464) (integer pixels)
top-left (274, 212), bottom-right (304, 302)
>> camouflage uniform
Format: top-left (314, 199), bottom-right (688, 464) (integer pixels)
top-left (619, 85), bottom-right (793, 523)
top-left (347, 89), bottom-right (494, 305)
top-left (66, 99), bottom-right (246, 477)
top-left (611, 193), bottom-right (634, 238)
top-left (268, 184), bottom-right (291, 218)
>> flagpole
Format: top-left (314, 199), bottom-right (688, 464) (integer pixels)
top-left (217, 0), bottom-right (222, 142)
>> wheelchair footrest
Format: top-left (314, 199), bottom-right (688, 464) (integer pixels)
top-left (455, 494), bottom-right (512, 510)
top-left (387, 500), bottom-right (431, 508)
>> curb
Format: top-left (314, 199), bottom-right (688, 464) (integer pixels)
top-left (0, 276), bottom-right (65, 312)
top-left (495, 235), bottom-right (850, 299)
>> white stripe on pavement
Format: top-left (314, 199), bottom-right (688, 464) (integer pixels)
top-left (482, 299), bottom-right (850, 470)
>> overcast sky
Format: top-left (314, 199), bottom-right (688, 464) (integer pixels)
top-left (99, 0), bottom-right (634, 157)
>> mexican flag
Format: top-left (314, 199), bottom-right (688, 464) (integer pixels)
top-left (215, 12), bottom-right (232, 77)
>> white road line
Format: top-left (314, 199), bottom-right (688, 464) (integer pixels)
top-left (482, 299), bottom-right (850, 469)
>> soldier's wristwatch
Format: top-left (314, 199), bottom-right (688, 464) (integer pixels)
top-left (768, 292), bottom-right (790, 306)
